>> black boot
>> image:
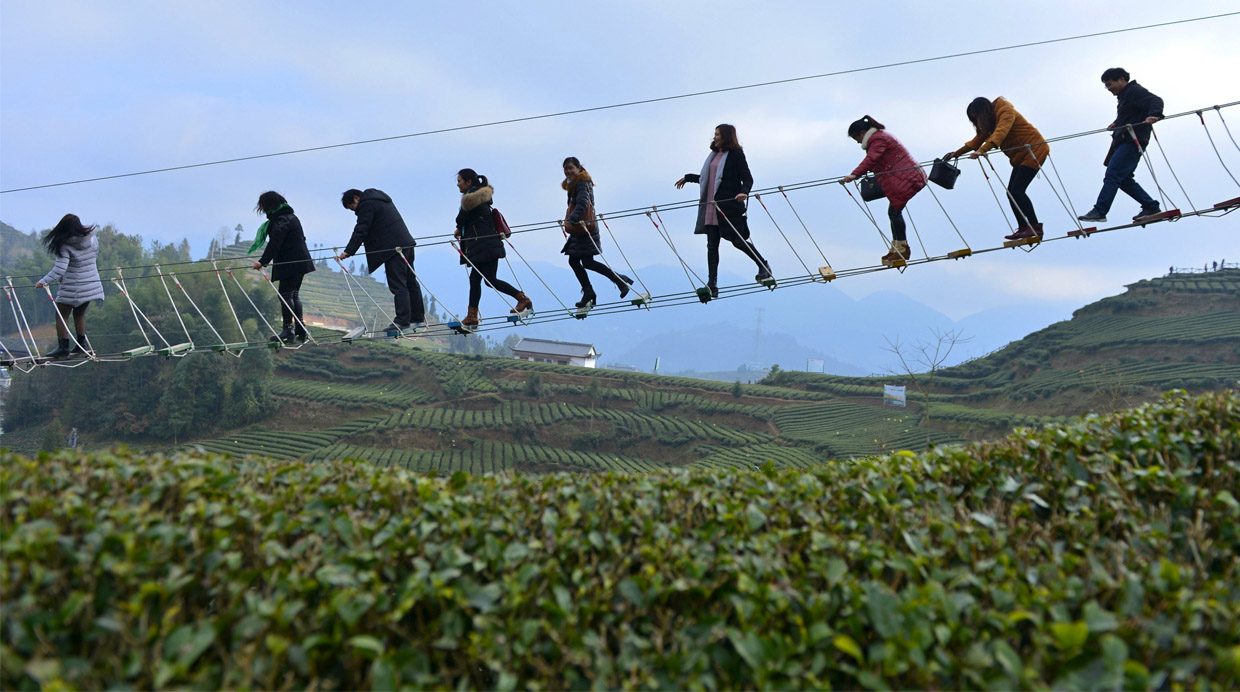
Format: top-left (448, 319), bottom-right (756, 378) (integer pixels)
top-left (707, 282), bottom-right (719, 299)
top-left (46, 338), bottom-right (72, 359)
top-left (294, 322), bottom-right (308, 343)
top-left (71, 335), bottom-right (91, 355)
top-left (575, 289), bottom-right (597, 310)
top-left (271, 325), bottom-right (295, 344)
top-left (617, 274), bottom-right (634, 299)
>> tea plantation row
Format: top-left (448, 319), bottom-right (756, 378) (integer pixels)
top-left (4, 390), bottom-right (1236, 689)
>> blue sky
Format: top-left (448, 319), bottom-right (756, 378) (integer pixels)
top-left (2, 1), bottom-right (1238, 328)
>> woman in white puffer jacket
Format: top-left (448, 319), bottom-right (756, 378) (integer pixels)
top-left (35, 214), bottom-right (104, 358)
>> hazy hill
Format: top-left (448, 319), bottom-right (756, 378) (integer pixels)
top-left (0, 222), bottom-right (38, 269)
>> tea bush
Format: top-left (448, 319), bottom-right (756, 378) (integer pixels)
top-left (2, 390), bottom-right (1237, 689)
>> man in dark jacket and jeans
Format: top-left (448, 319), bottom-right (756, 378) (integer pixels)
top-left (1079, 68), bottom-right (1165, 224)
top-left (337, 188), bottom-right (425, 334)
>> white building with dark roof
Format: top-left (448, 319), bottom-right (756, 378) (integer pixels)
top-left (510, 337), bottom-right (600, 368)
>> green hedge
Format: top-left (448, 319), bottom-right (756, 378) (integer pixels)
top-left (2, 390), bottom-right (1238, 689)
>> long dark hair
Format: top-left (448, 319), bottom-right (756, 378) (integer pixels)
top-left (711, 124), bottom-right (742, 152)
top-left (255, 190), bottom-right (288, 215)
top-left (847, 115), bottom-right (886, 139)
top-left (42, 214), bottom-right (95, 256)
top-left (967, 97), bottom-right (998, 138)
top-left (458, 168), bottom-right (488, 189)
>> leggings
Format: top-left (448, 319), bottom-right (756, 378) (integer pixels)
top-left (277, 274), bottom-right (304, 329)
top-left (468, 258), bottom-right (521, 308)
top-left (1008, 164), bottom-right (1040, 226)
top-left (888, 204), bottom-right (907, 242)
top-left (568, 255), bottom-right (624, 293)
top-left (704, 225), bottom-right (769, 281)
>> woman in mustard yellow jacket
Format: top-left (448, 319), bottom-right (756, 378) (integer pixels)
top-left (945, 97), bottom-right (1049, 240)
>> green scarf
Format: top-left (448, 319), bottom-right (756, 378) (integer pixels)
top-left (247, 203), bottom-right (290, 255)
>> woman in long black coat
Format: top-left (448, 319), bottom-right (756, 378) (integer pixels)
top-left (560, 157), bottom-right (633, 309)
top-left (454, 169), bottom-right (531, 328)
top-left (251, 191), bottom-right (314, 343)
top-left (674, 124), bottom-right (772, 298)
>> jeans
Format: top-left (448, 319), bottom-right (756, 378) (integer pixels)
top-left (887, 204), bottom-right (906, 241)
top-left (1008, 164), bottom-right (1040, 226)
top-left (468, 258), bottom-right (521, 308)
top-left (276, 273), bottom-right (304, 330)
top-left (383, 248), bottom-right (424, 326)
top-left (1093, 139), bottom-right (1156, 214)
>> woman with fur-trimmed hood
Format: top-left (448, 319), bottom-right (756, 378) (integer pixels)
top-left (454, 168), bottom-right (531, 328)
top-left (560, 157), bottom-right (633, 310)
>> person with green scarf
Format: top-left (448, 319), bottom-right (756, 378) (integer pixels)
top-left (250, 191), bottom-right (315, 343)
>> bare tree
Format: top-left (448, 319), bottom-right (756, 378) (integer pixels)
top-left (885, 327), bottom-right (970, 446)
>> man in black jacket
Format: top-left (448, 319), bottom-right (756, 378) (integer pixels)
top-left (337, 188), bottom-right (425, 333)
top-left (1078, 68), bottom-right (1164, 224)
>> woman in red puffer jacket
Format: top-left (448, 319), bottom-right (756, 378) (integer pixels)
top-left (840, 116), bottom-right (927, 265)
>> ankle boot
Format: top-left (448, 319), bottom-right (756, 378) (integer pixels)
top-left (575, 288), bottom-right (597, 309)
top-left (71, 334), bottom-right (91, 355)
top-left (462, 306), bottom-right (480, 328)
top-left (617, 274), bottom-right (634, 299)
top-left (511, 293), bottom-right (533, 314)
top-left (47, 338), bottom-right (72, 359)
top-left (271, 325), bottom-right (295, 344)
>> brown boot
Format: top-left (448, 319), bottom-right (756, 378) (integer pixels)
top-left (511, 292), bottom-right (533, 314)
top-left (461, 306), bottom-right (480, 328)
top-left (881, 240), bottom-right (910, 264)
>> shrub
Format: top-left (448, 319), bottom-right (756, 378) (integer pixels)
top-left (2, 391), bottom-right (1237, 689)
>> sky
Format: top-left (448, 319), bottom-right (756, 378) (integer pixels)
top-left (2, 1), bottom-right (1238, 335)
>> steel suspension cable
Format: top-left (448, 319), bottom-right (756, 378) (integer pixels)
top-left (753, 194), bottom-right (813, 279)
top-left (1197, 111), bottom-right (1240, 189)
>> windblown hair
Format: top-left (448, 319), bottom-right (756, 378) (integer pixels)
top-left (41, 214), bottom-right (94, 256)
top-left (847, 116), bottom-right (885, 139)
top-left (255, 191), bottom-right (288, 215)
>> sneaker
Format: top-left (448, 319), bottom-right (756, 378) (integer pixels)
top-left (1078, 209), bottom-right (1107, 223)
top-left (402, 321), bottom-right (426, 336)
top-left (384, 322), bottom-right (408, 337)
top-left (1133, 205), bottom-right (1162, 222)
top-left (755, 268), bottom-right (772, 283)
top-left (1008, 227), bottom-right (1041, 240)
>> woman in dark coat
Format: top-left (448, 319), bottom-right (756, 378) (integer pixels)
top-left (35, 214), bottom-right (104, 358)
top-left (454, 168), bottom-right (531, 328)
top-left (250, 191), bottom-right (314, 343)
top-left (674, 124), bottom-right (772, 298)
top-left (560, 157), bottom-right (633, 309)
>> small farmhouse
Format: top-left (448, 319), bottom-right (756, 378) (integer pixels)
top-left (510, 337), bottom-right (600, 368)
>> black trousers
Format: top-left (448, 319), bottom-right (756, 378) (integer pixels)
top-left (705, 225), bottom-right (768, 283)
top-left (276, 274), bottom-right (304, 330)
top-left (1008, 164), bottom-right (1041, 226)
top-left (468, 258), bottom-right (521, 308)
top-left (888, 204), bottom-right (907, 242)
top-left (568, 255), bottom-right (624, 294)
top-left (383, 248), bottom-right (425, 326)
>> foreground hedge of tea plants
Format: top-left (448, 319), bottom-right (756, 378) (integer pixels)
top-left (2, 390), bottom-right (1238, 689)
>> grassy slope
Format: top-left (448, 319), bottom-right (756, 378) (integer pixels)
top-left (772, 268), bottom-right (1240, 436)
top-left (3, 390), bottom-right (1236, 689)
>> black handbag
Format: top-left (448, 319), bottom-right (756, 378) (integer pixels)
top-left (859, 174), bottom-right (885, 202)
top-left (929, 158), bottom-right (961, 190)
